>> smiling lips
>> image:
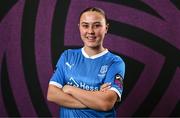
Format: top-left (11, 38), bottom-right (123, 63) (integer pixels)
top-left (86, 36), bottom-right (96, 41)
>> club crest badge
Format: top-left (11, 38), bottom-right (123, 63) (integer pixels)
top-left (100, 65), bottom-right (108, 74)
top-left (98, 65), bottom-right (108, 77)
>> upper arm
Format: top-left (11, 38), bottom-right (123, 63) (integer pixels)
top-left (104, 58), bottom-right (125, 101)
top-left (49, 51), bottom-right (67, 88)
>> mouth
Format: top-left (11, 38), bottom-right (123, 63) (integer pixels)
top-left (86, 36), bottom-right (96, 40)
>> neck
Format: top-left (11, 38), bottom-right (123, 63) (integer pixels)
top-left (83, 46), bottom-right (106, 57)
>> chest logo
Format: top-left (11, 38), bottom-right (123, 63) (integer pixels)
top-left (100, 65), bottom-right (108, 74)
top-left (98, 65), bottom-right (108, 77)
top-left (65, 62), bottom-right (74, 69)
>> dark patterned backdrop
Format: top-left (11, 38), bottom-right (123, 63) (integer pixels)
top-left (0, 0), bottom-right (179, 117)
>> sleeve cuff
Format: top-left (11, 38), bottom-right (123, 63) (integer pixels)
top-left (49, 81), bottom-right (63, 88)
top-left (109, 87), bottom-right (121, 102)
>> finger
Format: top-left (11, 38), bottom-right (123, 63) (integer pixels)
top-left (100, 86), bottom-right (111, 92)
top-left (100, 83), bottom-right (110, 89)
top-left (100, 83), bottom-right (111, 91)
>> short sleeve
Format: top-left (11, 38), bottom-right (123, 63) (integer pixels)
top-left (103, 57), bottom-right (125, 101)
top-left (49, 51), bottom-right (66, 88)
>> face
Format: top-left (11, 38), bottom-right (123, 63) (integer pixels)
top-left (79, 11), bottom-right (108, 49)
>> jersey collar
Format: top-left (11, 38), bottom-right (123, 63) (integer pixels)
top-left (81, 48), bottom-right (108, 59)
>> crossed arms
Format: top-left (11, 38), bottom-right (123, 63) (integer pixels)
top-left (47, 83), bottom-right (118, 111)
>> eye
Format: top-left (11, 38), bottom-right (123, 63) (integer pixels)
top-left (93, 24), bottom-right (102, 28)
top-left (81, 24), bottom-right (89, 29)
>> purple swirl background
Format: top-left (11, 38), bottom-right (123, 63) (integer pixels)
top-left (0, 0), bottom-right (179, 117)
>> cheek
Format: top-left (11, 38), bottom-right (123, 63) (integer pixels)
top-left (96, 30), bottom-right (106, 36)
top-left (79, 29), bottom-right (86, 35)
top-left (96, 27), bottom-right (107, 34)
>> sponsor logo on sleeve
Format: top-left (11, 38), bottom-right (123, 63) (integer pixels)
top-left (114, 74), bottom-right (123, 88)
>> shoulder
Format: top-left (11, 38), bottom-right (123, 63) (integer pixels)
top-left (56, 48), bottom-right (81, 66)
top-left (61, 48), bottom-right (81, 56)
top-left (106, 51), bottom-right (125, 64)
top-left (60, 48), bottom-right (82, 62)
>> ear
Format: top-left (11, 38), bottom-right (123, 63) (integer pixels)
top-left (105, 23), bottom-right (109, 33)
top-left (78, 24), bottom-right (80, 31)
top-left (78, 24), bottom-right (80, 28)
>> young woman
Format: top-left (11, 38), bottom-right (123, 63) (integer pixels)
top-left (47, 7), bottom-right (125, 117)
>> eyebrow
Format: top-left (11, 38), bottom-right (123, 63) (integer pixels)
top-left (81, 21), bottom-right (102, 24)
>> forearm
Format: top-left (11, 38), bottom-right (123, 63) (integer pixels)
top-left (64, 86), bottom-right (117, 111)
top-left (47, 84), bottom-right (87, 108)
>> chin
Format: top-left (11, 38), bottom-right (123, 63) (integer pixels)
top-left (86, 45), bottom-right (100, 49)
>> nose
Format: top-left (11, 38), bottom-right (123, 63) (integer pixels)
top-left (87, 26), bottom-right (95, 34)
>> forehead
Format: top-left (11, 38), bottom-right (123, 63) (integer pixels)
top-left (80, 11), bottom-right (106, 23)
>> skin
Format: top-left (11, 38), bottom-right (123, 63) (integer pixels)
top-left (62, 83), bottom-right (117, 111)
top-left (47, 11), bottom-right (118, 111)
top-left (47, 85), bottom-right (87, 108)
top-left (79, 11), bottom-right (109, 56)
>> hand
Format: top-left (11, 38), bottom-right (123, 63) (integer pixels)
top-left (100, 83), bottom-right (111, 92)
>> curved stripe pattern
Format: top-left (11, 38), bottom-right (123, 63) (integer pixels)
top-left (1, 55), bottom-right (20, 117)
top-left (134, 60), bottom-right (178, 116)
top-left (0, 0), bottom-right (17, 22)
top-left (110, 52), bottom-right (144, 101)
top-left (51, 0), bottom-right (71, 68)
top-left (170, 0), bottom-right (180, 10)
top-left (109, 16), bottom-right (180, 117)
top-left (98, 0), bottom-right (164, 20)
top-left (0, 0), bottom-right (179, 117)
top-left (21, 0), bottom-right (51, 116)
top-left (170, 102), bottom-right (180, 116)
top-left (63, 0), bottom-right (180, 117)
